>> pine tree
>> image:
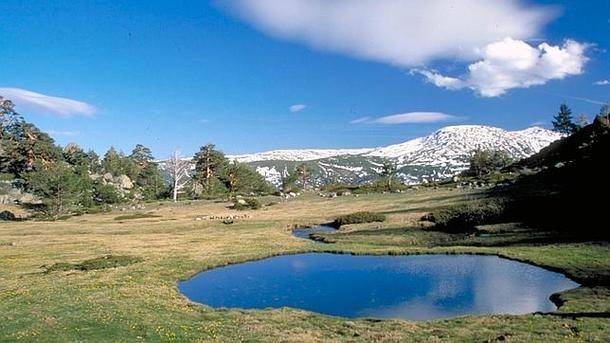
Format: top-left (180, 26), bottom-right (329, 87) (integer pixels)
top-left (0, 97), bottom-right (22, 139)
top-left (86, 150), bottom-right (101, 173)
top-left (281, 167), bottom-right (299, 193)
top-left (129, 144), bottom-right (164, 200)
top-left (193, 144), bottom-right (229, 195)
top-left (102, 147), bottom-right (122, 175)
top-left (130, 144), bottom-right (154, 166)
top-left (295, 163), bottom-right (309, 190)
top-left (26, 162), bottom-right (91, 217)
top-left (599, 104), bottom-right (610, 125)
top-left (575, 114), bottom-right (590, 128)
top-left (379, 159), bottom-right (397, 192)
top-left (467, 149), bottom-right (513, 176)
top-left (63, 143), bottom-right (90, 174)
top-left (1, 121), bottom-right (61, 175)
top-left (552, 104), bottom-right (578, 134)
top-left (224, 162), bottom-right (274, 194)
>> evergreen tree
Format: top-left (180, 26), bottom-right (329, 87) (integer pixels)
top-left (575, 114), bottom-right (590, 129)
top-left (86, 150), bottom-right (101, 173)
top-left (26, 162), bottom-right (91, 217)
top-left (379, 159), bottom-right (397, 192)
top-left (224, 162), bottom-right (274, 194)
top-left (467, 149), bottom-right (513, 176)
top-left (92, 180), bottom-right (121, 204)
top-left (552, 104), bottom-right (578, 134)
top-left (1, 121), bottom-right (61, 176)
top-left (599, 104), bottom-right (610, 125)
top-left (295, 163), bottom-right (309, 190)
top-left (129, 144), bottom-right (164, 200)
top-left (130, 144), bottom-right (154, 166)
top-left (0, 97), bottom-right (22, 138)
top-left (193, 144), bottom-right (229, 195)
top-left (281, 167), bottom-right (299, 193)
top-left (102, 147), bottom-right (122, 175)
top-left (63, 143), bottom-right (91, 174)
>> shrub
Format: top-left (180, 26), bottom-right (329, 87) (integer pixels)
top-left (426, 199), bottom-right (510, 233)
top-left (232, 198), bottom-right (261, 210)
top-left (113, 212), bottom-right (161, 221)
top-left (93, 182), bottom-right (122, 204)
top-left (44, 255), bottom-right (143, 272)
top-left (0, 210), bottom-right (16, 221)
top-left (464, 149), bottom-right (513, 177)
top-left (332, 211), bottom-right (386, 227)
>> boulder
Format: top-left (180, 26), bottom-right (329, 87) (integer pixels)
top-left (16, 193), bottom-right (39, 204)
top-left (115, 175), bottom-right (133, 190)
top-left (103, 173), bottom-right (114, 182)
top-left (0, 210), bottom-right (16, 221)
top-left (0, 195), bottom-right (12, 205)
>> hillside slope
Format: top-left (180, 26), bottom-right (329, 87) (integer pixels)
top-left (495, 116), bottom-right (610, 237)
top-left (232, 125), bottom-right (562, 186)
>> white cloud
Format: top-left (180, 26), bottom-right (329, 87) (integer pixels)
top-left (530, 121), bottom-right (546, 127)
top-left (221, 0), bottom-right (555, 67)
top-left (594, 80), bottom-right (610, 86)
top-left (45, 130), bottom-right (80, 137)
top-left (289, 104), bottom-right (307, 112)
top-left (0, 87), bottom-right (96, 117)
top-left (349, 116), bottom-right (372, 124)
top-left (415, 38), bottom-right (588, 97)
top-left (222, 1), bottom-right (589, 97)
top-left (354, 112), bottom-right (459, 125)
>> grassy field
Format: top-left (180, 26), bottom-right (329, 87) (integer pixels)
top-left (1, 188), bottom-right (609, 342)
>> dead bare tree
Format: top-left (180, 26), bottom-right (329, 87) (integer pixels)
top-left (166, 150), bottom-right (191, 202)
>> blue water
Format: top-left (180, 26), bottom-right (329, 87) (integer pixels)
top-left (292, 225), bottom-right (337, 240)
top-left (179, 253), bottom-right (579, 321)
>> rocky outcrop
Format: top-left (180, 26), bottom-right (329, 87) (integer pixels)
top-left (114, 175), bottom-right (133, 190)
top-left (91, 173), bottom-right (134, 193)
top-left (0, 181), bottom-right (40, 205)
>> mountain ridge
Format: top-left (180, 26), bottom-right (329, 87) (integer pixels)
top-left (225, 125), bottom-right (563, 187)
top-left (228, 125), bottom-right (560, 163)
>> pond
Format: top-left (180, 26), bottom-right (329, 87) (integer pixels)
top-left (179, 253), bottom-right (579, 321)
top-left (291, 225), bottom-right (337, 241)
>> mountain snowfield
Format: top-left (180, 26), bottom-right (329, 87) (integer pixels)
top-left (364, 125), bottom-right (561, 167)
top-left (227, 125), bottom-right (563, 186)
top-left (227, 148), bottom-right (374, 163)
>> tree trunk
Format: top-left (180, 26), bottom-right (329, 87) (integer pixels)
top-left (172, 151), bottom-right (178, 202)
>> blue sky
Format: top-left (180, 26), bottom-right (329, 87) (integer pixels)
top-left (1, 0), bottom-right (608, 158)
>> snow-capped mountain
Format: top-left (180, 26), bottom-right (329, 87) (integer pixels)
top-left (365, 125), bottom-right (561, 168)
top-left (228, 148), bottom-right (373, 163)
top-left (231, 125), bottom-right (563, 186)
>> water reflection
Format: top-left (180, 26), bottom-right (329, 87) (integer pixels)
top-left (179, 253), bottom-right (579, 321)
top-left (291, 225), bottom-right (337, 240)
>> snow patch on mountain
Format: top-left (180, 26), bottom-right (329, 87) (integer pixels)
top-left (236, 125), bottom-right (563, 186)
top-left (365, 125), bottom-right (563, 169)
top-left (228, 148), bottom-right (373, 163)
top-left (254, 166), bottom-right (283, 186)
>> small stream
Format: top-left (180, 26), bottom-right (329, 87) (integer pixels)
top-left (291, 225), bottom-right (337, 241)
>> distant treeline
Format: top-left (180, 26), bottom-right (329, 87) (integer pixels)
top-left (0, 97), bottom-right (274, 217)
